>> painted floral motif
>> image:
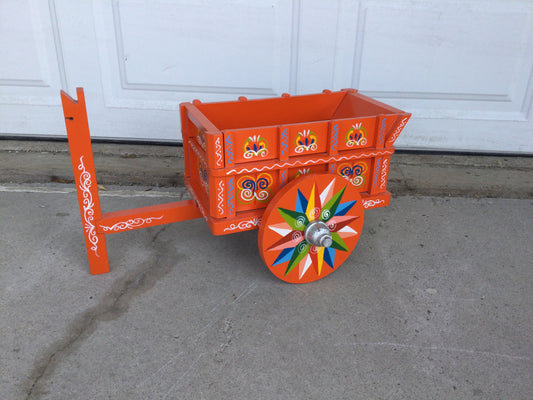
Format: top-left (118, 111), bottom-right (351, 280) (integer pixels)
top-left (295, 130), bottom-right (318, 153)
top-left (237, 173), bottom-right (273, 204)
top-left (337, 162), bottom-right (367, 187)
top-left (345, 123), bottom-right (367, 147)
top-left (267, 180), bottom-right (359, 279)
top-left (243, 135), bottom-right (269, 159)
top-left (293, 168), bottom-right (310, 179)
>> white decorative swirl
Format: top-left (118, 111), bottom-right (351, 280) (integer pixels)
top-left (310, 207), bottom-right (321, 220)
top-left (363, 199), bottom-right (385, 209)
top-left (340, 174), bottom-right (364, 188)
top-left (321, 209), bottom-right (331, 221)
top-left (296, 241), bottom-right (308, 253)
top-left (217, 180), bottom-right (224, 215)
top-left (240, 188), bottom-right (254, 202)
top-left (255, 189), bottom-right (270, 201)
top-left (347, 137), bottom-right (367, 147)
top-left (380, 158), bottom-right (389, 189)
top-left (215, 137), bottom-right (223, 167)
top-left (351, 175), bottom-right (364, 187)
top-left (327, 220), bottom-right (337, 231)
top-left (295, 215), bottom-right (307, 228)
top-left (100, 216), bottom-right (164, 232)
top-left (386, 116), bottom-right (409, 146)
top-left (226, 149), bottom-right (394, 176)
top-left (291, 231), bottom-right (303, 241)
top-left (223, 217), bottom-right (261, 232)
top-left (78, 156), bottom-right (99, 257)
top-left (243, 148), bottom-right (268, 159)
top-left (295, 142), bottom-right (318, 153)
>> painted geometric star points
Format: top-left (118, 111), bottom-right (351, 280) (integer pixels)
top-left (267, 178), bottom-right (359, 280)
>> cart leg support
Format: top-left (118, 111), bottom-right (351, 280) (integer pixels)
top-left (61, 88), bottom-right (202, 274)
top-left (61, 88), bottom-right (110, 274)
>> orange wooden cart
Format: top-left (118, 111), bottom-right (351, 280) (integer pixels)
top-left (61, 88), bottom-right (410, 283)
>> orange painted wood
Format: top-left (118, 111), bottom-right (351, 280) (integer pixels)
top-left (205, 147), bottom-right (396, 178)
top-left (98, 200), bottom-right (202, 234)
top-left (179, 88), bottom-right (410, 238)
top-left (61, 88), bottom-right (109, 274)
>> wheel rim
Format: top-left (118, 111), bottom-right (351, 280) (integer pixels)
top-left (258, 173), bottom-right (364, 283)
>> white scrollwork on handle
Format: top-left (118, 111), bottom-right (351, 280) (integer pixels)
top-left (78, 156), bottom-right (99, 257)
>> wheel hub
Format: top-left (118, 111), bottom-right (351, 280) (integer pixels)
top-left (304, 221), bottom-right (332, 247)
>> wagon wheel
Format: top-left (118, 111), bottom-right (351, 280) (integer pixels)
top-left (258, 173), bottom-right (365, 284)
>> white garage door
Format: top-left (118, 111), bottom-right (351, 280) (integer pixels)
top-left (1, 0), bottom-right (532, 154)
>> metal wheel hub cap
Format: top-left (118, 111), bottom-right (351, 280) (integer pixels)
top-left (304, 221), bottom-right (332, 247)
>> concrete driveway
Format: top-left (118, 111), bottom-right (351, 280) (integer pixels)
top-left (1, 182), bottom-right (531, 399)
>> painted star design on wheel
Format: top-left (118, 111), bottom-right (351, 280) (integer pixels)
top-left (266, 179), bottom-right (360, 280)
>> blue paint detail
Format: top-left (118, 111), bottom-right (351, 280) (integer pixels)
top-left (330, 163), bottom-right (336, 174)
top-left (324, 247), bottom-right (335, 269)
top-left (280, 170), bottom-right (288, 187)
top-left (332, 124), bottom-right (338, 151)
top-left (378, 118), bottom-right (387, 145)
top-left (373, 158), bottom-right (382, 188)
top-left (272, 247), bottom-right (294, 266)
top-left (295, 189), bottom-right (308, 214)
top-left (225, 134), bottom-right (234, 165)
top-left (228, 177), bottom-right (234, 215)
top-left (281, 128), bottom-right (288, 156)
top-left (335, 200), bottom-right (356, 216)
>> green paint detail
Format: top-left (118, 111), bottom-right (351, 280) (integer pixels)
top-left (277, 208), bottom-right (309, 231)
top-left (330, 232), bottom-right (349, 252)
top-left (321, 186), bottom-right (346, 222)
top-left (285, 241), bottom-right (310, 275)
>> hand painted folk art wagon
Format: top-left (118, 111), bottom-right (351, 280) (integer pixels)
top-left (61, 88), bottom-right (410, 283)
